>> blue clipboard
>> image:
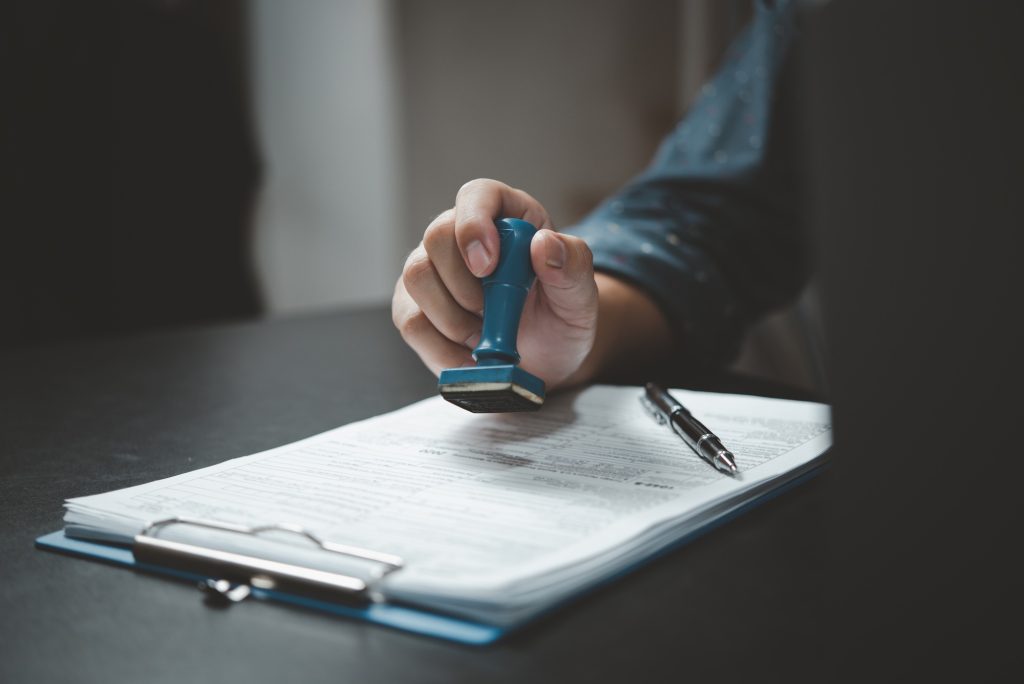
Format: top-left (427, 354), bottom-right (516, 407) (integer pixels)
top-left (34, 529), bottom-right (503, 645)
top-left (35, 461), bottom-right (825, 646)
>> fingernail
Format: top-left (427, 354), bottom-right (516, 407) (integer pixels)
top-left (464, 332), bottom-right (481, 349)
top-left (466, 240), bottom-right (491, 276)
top-left (543, 231), bottom-right (567, 269)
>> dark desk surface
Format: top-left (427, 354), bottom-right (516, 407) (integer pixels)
top-left (1, 307), bottom-right (834, 683)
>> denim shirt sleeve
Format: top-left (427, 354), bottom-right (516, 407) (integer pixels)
top-left (563, 0), bottom-right (806, 368)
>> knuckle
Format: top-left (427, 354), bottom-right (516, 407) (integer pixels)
top-left (431, 207), bottom-right (455, 224)
top-left (401, 248), bottom-right (434, 292)
top-left (402, 245), bottom-right (424, 270)
top-left (391, 286), bottom-right (412, 331)
top-left (396, 308), bottom-right (429, 340)
top-left (422, 219), bottom-right (454, 253)
top-left (457, 178), bottom-right (496, 197)
top-left (564, 234), bottom-right (594, 270)
top-left (391, 280), bottom-right (405, 318)
top-left (390, 301), bottom-right (405, 331)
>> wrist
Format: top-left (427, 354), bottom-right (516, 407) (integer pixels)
top-left (562, 273), bottom-right (673, 388)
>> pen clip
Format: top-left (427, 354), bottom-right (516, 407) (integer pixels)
top-left (638, 395), bottom-right (667, 425)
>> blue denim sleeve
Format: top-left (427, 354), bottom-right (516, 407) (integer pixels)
top-left (563, 0), bottom-right (806, 368)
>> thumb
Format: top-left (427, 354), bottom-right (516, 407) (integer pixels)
top-left (530, 229), bottom-right (598, 325)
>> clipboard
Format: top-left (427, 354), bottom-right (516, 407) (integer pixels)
top-left (33, 462), bottom-right (825, 646)
top-left (34, 518), bottom-right (504, 645)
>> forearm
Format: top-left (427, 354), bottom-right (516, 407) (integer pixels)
top-left (562, 0), bottom-right (803, 370)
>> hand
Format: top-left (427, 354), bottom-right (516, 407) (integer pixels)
top-left (392, 178), bottom-right (599, 391)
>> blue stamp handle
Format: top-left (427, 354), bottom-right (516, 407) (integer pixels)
top-left (473, 218), bottom-right (538, 366)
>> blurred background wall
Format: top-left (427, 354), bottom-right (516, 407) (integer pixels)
top-left (1, 0), bottom-right (822, 394)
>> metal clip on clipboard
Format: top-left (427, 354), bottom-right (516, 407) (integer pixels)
top-left (133, 517), bottom-right (404, 606)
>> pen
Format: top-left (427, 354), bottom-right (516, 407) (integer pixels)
top-left (640, 382), bottom-right (738, 476)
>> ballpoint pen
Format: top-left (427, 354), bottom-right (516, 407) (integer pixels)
top-left (640, 382), bottom-right (738, 476)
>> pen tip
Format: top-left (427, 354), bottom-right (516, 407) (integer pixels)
top-left (718, 450), bottom-right (738, 475)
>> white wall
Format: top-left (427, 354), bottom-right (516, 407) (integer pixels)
top-left (249, 0), bottom-right (403, 313)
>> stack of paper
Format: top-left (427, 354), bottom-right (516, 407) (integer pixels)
top-left (63, 385), bottom-right (831, 627)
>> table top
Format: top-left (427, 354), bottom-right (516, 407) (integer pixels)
top-left (1, 307), bottom-right (835, 683)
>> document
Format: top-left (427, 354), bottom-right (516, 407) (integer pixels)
top-left (63, 385), bottom-right (831, 626)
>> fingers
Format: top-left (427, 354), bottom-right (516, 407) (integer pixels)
top-left (401, 245), bottom-right (482, 348)
top-left (392, 278), bottom-right (474, 376)
top-left (422, 209), bottom-right (484, 315)
top-left (453, 179), bottom-right (553, 277)
top-left (394, 179), bottom-right (561, 379)
top-left (530, 229), bottom-right (598, 327)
